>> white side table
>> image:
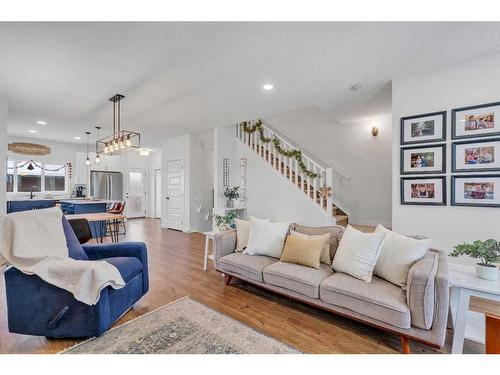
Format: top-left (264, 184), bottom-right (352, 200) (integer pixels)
top-left (449, 263), bottom-right (500, 354)
top-left (203, 230), bottom-right (219, 271)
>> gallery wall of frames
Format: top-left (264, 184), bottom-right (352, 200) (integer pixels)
top-left (400, 101), bottom-right (500, 208)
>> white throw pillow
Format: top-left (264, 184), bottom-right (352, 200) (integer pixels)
top-left (235, 217), bottom-right (269, 252)
top-left (244, 217), bottom-right (290, 258)
top-left (374, 225), bottom-right (432, 289)
top-left (331, 225), bottom-right (385, 282)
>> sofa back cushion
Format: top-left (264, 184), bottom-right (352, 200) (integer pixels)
top-left (293, 225), bottom-right (345, 263)
top-left (62, 216), bottom-right (89, 261)
top-left (406, 250), bottom-right (439, 330)
top-left (280, 234), bottom-right (324, 269)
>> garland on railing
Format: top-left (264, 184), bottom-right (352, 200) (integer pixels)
top-left (241, 120), bottom-right (320, 179)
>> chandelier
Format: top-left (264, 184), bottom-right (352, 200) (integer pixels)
top-left (97, 94), bottom-right (140, 155)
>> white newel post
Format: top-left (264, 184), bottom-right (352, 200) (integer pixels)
top-left (326, 167), bottom-right (334, 223)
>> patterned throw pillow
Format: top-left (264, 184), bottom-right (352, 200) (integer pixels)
top-left (280, 235), bottom-right (324, 269)
top-left (373, 225), bottom-right (432, 289)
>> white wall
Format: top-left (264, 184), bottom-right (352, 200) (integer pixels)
top-left (161, 132), bottom-right (212, 232)
top-left (266, 103), bottom-right (393, 226)
top-left (0, 101), bottom-right (7, 215)
top-left (148, 149), bottom-right (162, 218)
top-left (392, 54), bottom-right (500, 263)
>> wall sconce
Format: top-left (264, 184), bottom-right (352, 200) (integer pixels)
top-left (371, 126), bottom-right (379, 136)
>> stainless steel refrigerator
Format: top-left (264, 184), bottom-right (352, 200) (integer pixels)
top-left (90, 171), bottom-right (123, 200)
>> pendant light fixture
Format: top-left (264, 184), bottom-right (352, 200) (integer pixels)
top-left (97, 94), bottom-right (140, 155)
top-left (95, 126), bottom-right (101, 164)
top-left (85, 131), bottom-right (91, 166)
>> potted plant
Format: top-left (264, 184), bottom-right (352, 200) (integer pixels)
top-left (449, 239), bottom-right (500, 281)
top-left (224, 186), bottom-right (239, 208)
top-left (214, 210), bottom-right (237, 231)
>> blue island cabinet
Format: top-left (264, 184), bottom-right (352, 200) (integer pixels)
top-left (7, 200), bottom-right (56, 214)
top-left (60, 200), bottom-right (108, 240)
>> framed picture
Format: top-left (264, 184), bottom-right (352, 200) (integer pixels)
top-left (452, 138), bottom-right (500, 173)
top-left (400, 176), bottom-right (446, 206)
top-left (400, 144), bottom-right (446, 175)
top-left (452, 101), bottom-right (500, 139)
top-left (451, 174), bottom-right (500, 207)
top-left (400, 111), bottom-right (446, 145)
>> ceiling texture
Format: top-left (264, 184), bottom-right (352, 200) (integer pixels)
top-left (1, 22), bottom-right (500, 148)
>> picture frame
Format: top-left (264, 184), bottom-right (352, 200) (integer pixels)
top-left (451, 174), bottom-right (500, 208)
top-left (452, 137), bottom-right (500, 173)
top-left (400, 176), bottom-right (446, 206)
top-left (451, 101), bottom-right (500, 140)
top-left (400, 111), bottom-right (446, 145)
top-left (400, 144), bottom-right (446, 175)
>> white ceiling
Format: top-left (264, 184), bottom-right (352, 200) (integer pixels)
top-left (2, 22), bottom-right (500, 147)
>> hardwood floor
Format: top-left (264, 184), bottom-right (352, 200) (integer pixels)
top-left (0, 219), bottom-right (484, 354)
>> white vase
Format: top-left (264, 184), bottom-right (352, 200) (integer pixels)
top-left (475, 264), bottom-right (498, 281)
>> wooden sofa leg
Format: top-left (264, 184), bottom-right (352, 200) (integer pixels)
top-left (400, 336), bottom-right (411, 354)
top-left (225, 275), bottom-right (233, 286)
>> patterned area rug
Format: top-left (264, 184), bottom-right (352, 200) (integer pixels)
top-left (62, 297), bottom-right (299, 354)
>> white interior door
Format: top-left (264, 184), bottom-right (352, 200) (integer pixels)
top-left (126, 169), bottom-right (146, 218)
top-left (166, 159), bottom-right (184, 230)
top-left (154, 169), bottom-right (161, 219)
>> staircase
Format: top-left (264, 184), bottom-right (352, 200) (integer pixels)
top-left (236, 120), bottom-right (348, 226)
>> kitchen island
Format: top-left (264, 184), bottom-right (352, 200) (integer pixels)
top-left (6, 199), bottom-right (56, 214)
top-left (60, 200), bottom-right (110, 240)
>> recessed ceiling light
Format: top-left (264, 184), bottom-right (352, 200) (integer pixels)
top-left (350, 84), bottom-right (363, 91)
top-left (263, 84), bottom-right (274, 91)
top-left (37, 121), bottom-right (47, 125)
top-left (29, 129), bottom-right (37, 134)
top-left (74, 136), bottom-right (81, 140)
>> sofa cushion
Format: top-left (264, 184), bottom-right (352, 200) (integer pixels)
top-left (406, 251), bottom-right (439, 330)
top-left (219, 253), bottom-right (278, 282)
top-left (102, 257), bottom-right (143, 282)
top-left (280, 234), bottom-right (324, 269)
top-left (374, 225), bottom-right (431, 289)
top-left (320, 273), bottom-right (411, 329)
top-left (290, 230), bottom-right (331, 265)
top-left (263, 261), bottom-right (333, 298)
top-left (294, 225), bottom-right (344, 263)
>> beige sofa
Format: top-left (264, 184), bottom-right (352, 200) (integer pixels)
top-left (214, 224), bottom-right (450, 353)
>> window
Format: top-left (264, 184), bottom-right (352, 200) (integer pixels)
top-left (6, 160), bottom-right (14, 192)
top-left (16, 161), bottom-right (42, 193)
top-left (6, 160), bottom-right (68, 194)
top-left (44, 164), bottom-right (66, 191)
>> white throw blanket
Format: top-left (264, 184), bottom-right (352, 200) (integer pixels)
top-left (0, 207), bottom-right (125, 305)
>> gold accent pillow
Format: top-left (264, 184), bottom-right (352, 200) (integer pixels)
top-left (280, 235), bottom-right (324, 269)
top-left (290, 230), bottom-right (331, 264)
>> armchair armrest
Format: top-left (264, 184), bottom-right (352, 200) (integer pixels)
top-left (83, 242), bottom-right (149, 293)
top-left (214, 230), bottom-right (236, 270)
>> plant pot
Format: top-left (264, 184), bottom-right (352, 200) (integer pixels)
top-left (226, 199), bottom-right (234, 208)
top-left (475, 263), bottom-right (498, 281)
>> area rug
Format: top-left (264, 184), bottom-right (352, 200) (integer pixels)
top-left (61, 297), bottom-right (299, 354)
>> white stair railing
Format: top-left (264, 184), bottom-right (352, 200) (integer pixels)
top-left (236, 119), bottom-right (334, 220)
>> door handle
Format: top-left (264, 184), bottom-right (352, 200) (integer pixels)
top-left (166, 197), bottom-right (170, 200)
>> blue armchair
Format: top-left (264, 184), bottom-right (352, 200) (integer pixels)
top-left (4, 217), bottom-right (149, 338)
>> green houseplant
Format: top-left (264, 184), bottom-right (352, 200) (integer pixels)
top-left (224, 186), bottom-right (239, 208)
top-left (214, 210), bottom-right (237, 231)
top-left (449, 239), bottom-right (500, 280)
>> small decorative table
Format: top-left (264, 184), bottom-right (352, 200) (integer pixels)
top-left (449, 263), bottom-right (500, 354)
top-left (203, 230), bottom-right (219, 271)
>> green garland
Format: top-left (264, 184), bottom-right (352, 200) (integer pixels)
top-left (241, 120), bottom-right (319, 179)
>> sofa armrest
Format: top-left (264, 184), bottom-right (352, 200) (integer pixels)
top-left (407, 249), bottom-right (449, 346)
top-left (214, 230), bottom-right (237, 270)
top-left (83, 242), bottom-right (149, 293)
top-left (432, 249), bottom-right (450, 347)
